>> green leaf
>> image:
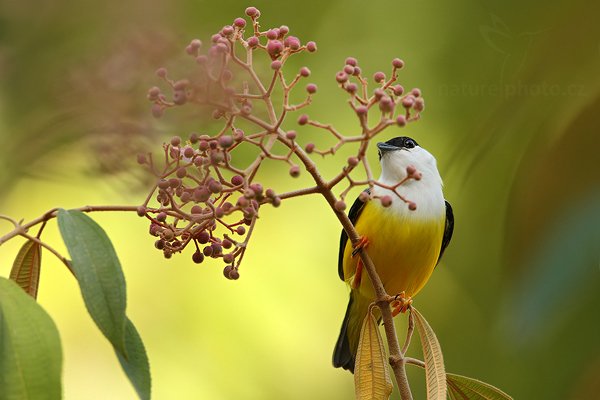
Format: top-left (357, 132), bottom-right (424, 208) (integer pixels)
top-left (412, 307), bottom-right (446, 400)
top-left (9, 239), bottom-right (42, 299)
top-left (57, 209), bottom-right (127, 355)
top-left (447, 373), bottom-right (513, 400)
top-left (354, 306), bottom-right (393, 400)
top-left (116, 318), bottom-right (151, 400)
top-left (0, 277), bottom-right (62, 400)
top-left (57, 209), bottom-right (151, 399)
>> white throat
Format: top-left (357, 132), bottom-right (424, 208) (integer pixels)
top-left (374, 146), bottom-right (445, 218)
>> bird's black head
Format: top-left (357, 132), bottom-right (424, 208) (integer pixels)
top-left (377, 136), bottom-right (419, 159)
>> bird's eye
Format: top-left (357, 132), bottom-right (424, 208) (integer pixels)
top-left (404, 139), bottom-right (416, 149)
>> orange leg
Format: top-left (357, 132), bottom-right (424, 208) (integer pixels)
top-left (350, 236), bottom-right (370, 289)
top-left (391, 291), bottom-right (413, 317)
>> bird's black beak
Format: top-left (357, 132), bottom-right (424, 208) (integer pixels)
top-left (376, 142), bottom-right (399, 154)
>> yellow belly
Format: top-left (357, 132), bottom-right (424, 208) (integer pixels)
top-left (343, 201), bottom-right (445, 299)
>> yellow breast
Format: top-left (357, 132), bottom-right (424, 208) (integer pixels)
top-left (343, 200), bottom-right (445, 299)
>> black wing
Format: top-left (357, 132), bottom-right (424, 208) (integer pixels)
top-left (436, 200), bottom-right (454, 265)
top-left (338, 189), bottom-right (370, 281)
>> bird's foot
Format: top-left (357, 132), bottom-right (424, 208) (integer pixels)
top-left (351, 236), bottom-right (370, 257)
top-left (391, 292), bottom-right (413, 317)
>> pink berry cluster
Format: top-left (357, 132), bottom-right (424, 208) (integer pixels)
top-left (299, 56), bottom-right (425, 157)
top-left (146, 6), bottom-right (318, 121)
top-left (140, 6), bottom-right (427, 276)
top-left (136, 132), bottom-right (282, 280)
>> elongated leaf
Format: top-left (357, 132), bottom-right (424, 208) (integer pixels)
top-left (57, 209), bottom-right (127, 355)
top-left (412, 307), bottom-right (446, 400)
top-left (57, 209), bottom-right (151, 399)
top-left (0, 277), bottom-right (62, 400)
top-left (354, 306), bottom-right (392, 400)
top-left (116, 318), bottom-right (151, 400)
top-left (447, 373), bottom-right (513, 400)
top-left (9, 239), bottom-right (42, 299)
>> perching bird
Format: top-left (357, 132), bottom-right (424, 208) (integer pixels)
top-left (333, 136), bottom-right (454, 373)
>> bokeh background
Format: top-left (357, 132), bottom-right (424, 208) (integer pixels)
top-left (1, 0), bottom-right (599, 399)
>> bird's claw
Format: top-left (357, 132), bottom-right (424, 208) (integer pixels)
top-left (391, 292), bottom-right (413, 317)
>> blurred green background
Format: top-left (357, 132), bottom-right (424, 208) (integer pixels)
top-left (1, 0), bottom-right (599, 399)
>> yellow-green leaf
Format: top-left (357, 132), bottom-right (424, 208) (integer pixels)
top-left (9, 239), bottom-right (42, 299)
top-left (354, 306), bottom-right (392, 400)
top-left (412, 307), bottom-right (446, 400)
top-left (447, 373), bottom-right (513, 400)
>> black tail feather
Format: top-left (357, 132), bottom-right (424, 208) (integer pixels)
top-left (332, 293), bottom-right (356, 373)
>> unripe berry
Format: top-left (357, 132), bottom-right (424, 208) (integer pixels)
top-left (396, 115), bottom-right (407, 127)
top-left (272, 197), bottom-right (281, 207)
top-left (286, 130), bottom-right (297, 140)
top-left (196, 230), bottom-right (210, 244)
top-left (208, 180), bottom-right (222, 194)
top-left (279, 25), bottom-right (290, 35)
top-left (392, 58), bottom-right (405, 69)
top-left (157, 212), bottom-right (168, 223)
top-left (380, 195), bottom-right (393, 208)
top-left (245, 6), bottom-right (259, 17)
top-left (222, 239), bottom-right (233, 249)
top-left (343, 65), bottom-right (355, 75)
top-left (234, 17), bottom-right (246, 28)
top-left (392, 84), bottom-right (404, 96)
top-left (267, 40), bottom-right (283, 56)
top-left (183, 146), bottom-right (195, 158)
top-left (347, 156), bottom-right (359, 167)
top-left (359, 191), bottom-right (370, 202)
top-left (336, 72), bottom-right (349, 83)
top-left (228, 267), bottom-right (240, 280)
top-left (373, 71), bottom-right (386, 83)
top-left (176, 167), bottom-right (187, 178)
top-left (163, 228), bottom-right (175, 241)
top-left (155, 240), bottom-right (165, 250)
top-left (236, 226), bottom-right (246, 235)
top-left (170, 136), bottom-right (181, 146)
top-left (192, 251), bottom-right (205, 264)
top-left (305, 143), bottom-right (315, 153)
top-left (345, 57), bottom-right (358, 66)
top-left (158, 179), bottom-right (170, 190)
top-left (356, 106), bottom-right (368, 116)
top-left (408, 201), bottom-right (417, 211)
top-left (306, 41), bottom-right (317, 52)
top-left (169, 178), bottom-right (181, 188)
top-left (173, 90), bottom-right (187, 105)
top-left (299, 67), bottom-right (311, 77)
top-left (223, 265), bottom-right (233, 279)
top-left (266, 29), bottom-right (279, 40)
top-left (345, 83), bottom-right (358, 94)
top-left (289, 165), bottom-right (300, 177)
top-left (411, 88), bottom-right (422, 97)
top-left (233, 129), bottom-right (245, 141)
top-left (335, 200), bottom-right (347, 211)
top-left (223, 253), bottom-right (234, 264)
top-left (218, 135), bottom-right (234, 148)
top-left (271, 60), bottom-right (282, 70)
top-left (402, 96), bottom-right (415, 108)
top-left (156, 67), bottom-right (168, 78)
top-left (247, 36), bottom-right (259, 48)
top-left (193, 187), bottom-right (211, 202)
top-left (284, 36), bottom-right (301, 50)
top-left (306, 83), bottom-right (317, 94)
top-left (414, 98), bottom-right (425, 112)
top-left (136, 206), bottom-right (146, 217)
top-left (298, 114), bottom-right (309, 125)
top-left (203, 245), bottom-right (213, 256)
top-left (231, 175), bottom-right (244, 186)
